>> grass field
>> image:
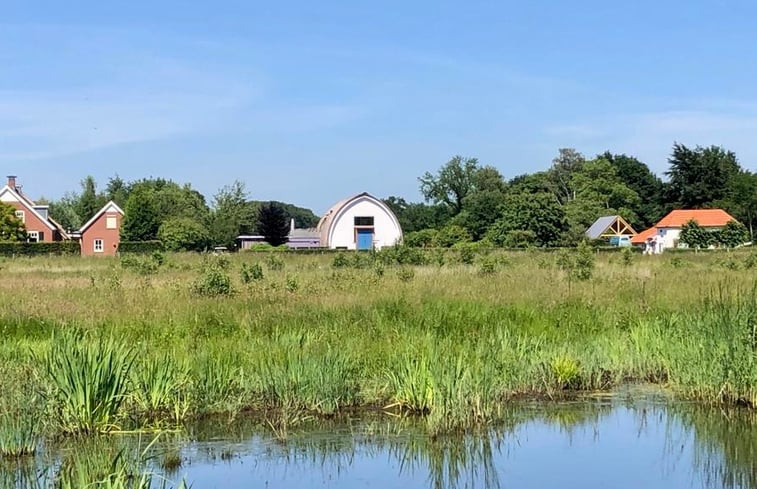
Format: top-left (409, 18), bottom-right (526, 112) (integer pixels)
top-left (0, 247), bottom-right (755, 452)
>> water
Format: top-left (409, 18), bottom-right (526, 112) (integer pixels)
top-left (5, 388), bottom-right (757, 488)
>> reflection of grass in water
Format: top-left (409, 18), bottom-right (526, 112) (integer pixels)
top-left (669, 404), bottom-right (757, 489)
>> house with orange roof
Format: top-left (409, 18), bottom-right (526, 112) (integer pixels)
top-left (631, 209), bottom-right (738, 251)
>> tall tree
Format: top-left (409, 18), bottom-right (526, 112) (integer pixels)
top-left (76, 176), bottom-right (106, 222)
top-left (548, 148), bottom-right (586, 205)
top-left (601, 152), bottom-right (664, 227)
top-left (0, 202), bottom-right (27, 241)
top-left (48, 192), bottom-right (83, 231)
top-left (256, 202), bottom-right (290, 246)
top-left (210, 181), bottom-right (255, 248)
top-left (419, 156), bottom-right (481, 215)
top-left (487, 192), bottom-right (567, 246)
top-left (720, 170), bottom-right (757, 240)
top-left (665, 143), bottom-right (742, 208)
top-left (383, 197), bottom-right (450, 233)
top-left (105, 175), bottom-right (129, 207)
top-left (122, 187), bottom-right (160, 241)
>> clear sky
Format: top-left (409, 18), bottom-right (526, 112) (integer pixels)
top-left (3, 1), bottom-right (757, 213)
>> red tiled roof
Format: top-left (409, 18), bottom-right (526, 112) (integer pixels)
top-left (631, 226), bottom-right (657, 245)
top-left (656, 209), bottom-right (736, 228)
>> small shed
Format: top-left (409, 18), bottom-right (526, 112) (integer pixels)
top-left (585, 215), bottom-right (637, 245)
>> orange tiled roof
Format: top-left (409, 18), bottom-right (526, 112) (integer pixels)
top-left (656, 209), bottom-right (736, 228)
top-left (631, 226), bottom-right (657, 245)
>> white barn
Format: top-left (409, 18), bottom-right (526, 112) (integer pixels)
top-left (317, 192), bottom-right (403, 250)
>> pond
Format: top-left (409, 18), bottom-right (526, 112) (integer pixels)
top-left (4, 387), bottom-right (756, 488)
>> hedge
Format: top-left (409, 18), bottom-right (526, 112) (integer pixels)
top-left (118, 241), bottom-right (165, 254)
top-left (0, 241), bottom-right (80, 257)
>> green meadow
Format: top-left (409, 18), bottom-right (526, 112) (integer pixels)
top-left (0, 247), bottom-right (755, 458)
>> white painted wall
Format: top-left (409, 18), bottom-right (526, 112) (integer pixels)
top-left (328, 197), bottom-right (402, 250)
top-left (656, 227), bottom-right (681, 250)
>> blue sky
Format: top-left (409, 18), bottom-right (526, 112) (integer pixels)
top-left (3, 1), bottom-right (757, 212)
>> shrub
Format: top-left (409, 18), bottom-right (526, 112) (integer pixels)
top-left (503, 230), bottom-right (537, 248)
top-left (397, 267), bottom-right (415, 283)
top-left (557, 241), bottom-right (595, 281)
top-left (0, 241), bottom-right (80, 257)
top-left (192, 257), bottom-right (234, 297)
top-left (478, 255), bottom-right (498, 275)
top-left (332, 253), bottom-right (350, 269)
top-left (266, 254), bottom-right (285, 272)
top-left (378, 245), bottom-right (428, 266)
top-left (158, 218), bottom-right (211, 252)
top-left (620, 246), bottom-right (634, 266)
top-left (120, 253), bottom-right (162, 275)
top-left (240, 263), bottom-right (264, 283)
top-left (458, 245), bottom-right (476, 265)
top-left (404, 229), bottom-right (439, 248)
top-left (433, 225), bottom-right (472, 248)
top-left (118, 241), bottom-right (164, 254)
top-left (285, 276), bottom-right (299, 293)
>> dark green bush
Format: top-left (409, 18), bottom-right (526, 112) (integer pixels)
top-left (0, 241), bottom-right (80, 257)
top-left (118, 241), bottom-right (164, 254)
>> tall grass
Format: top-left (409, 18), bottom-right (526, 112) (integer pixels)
top-left (42, 331), bottom-right (135, 434)
top-left (0, 250), bottom-right (754, 438)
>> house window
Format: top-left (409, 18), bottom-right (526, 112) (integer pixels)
top-left (94, 239), bottom-right (104, 253)
top-left (106, 216), bottom-right (117, 229)
top-left (15, 210), bottom-right (25, 223)
top-left (354, 216), bottom-right (374, 226)
top-left (27, 231), bottom-right (39, 243)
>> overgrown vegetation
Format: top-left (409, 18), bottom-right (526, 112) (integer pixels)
top-left (0, 249), bottom-right (755, 445)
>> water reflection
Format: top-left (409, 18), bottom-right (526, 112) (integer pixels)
top-left (2, 393), bottom-right (755, 489)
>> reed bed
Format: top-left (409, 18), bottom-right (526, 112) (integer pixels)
top-left (0, 249), bottom-right (755, 441)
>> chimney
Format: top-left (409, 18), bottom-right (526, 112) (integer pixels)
top-left (290, 218), bottom-right (296, 232)
top-left (7, 175), bottom-right (17, 189)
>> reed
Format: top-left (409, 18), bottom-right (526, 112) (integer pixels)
top-left (41, 331), bottom-right (135, 434)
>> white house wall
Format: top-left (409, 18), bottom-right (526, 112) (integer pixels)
top-left (328, 197), bottom-right (402, 250)
top-left (656, 228), bottom-right (681, 250)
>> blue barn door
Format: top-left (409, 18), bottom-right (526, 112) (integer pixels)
top-left (356, 229), bottom-right (374, 250)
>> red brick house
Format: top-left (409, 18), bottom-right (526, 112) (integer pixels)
top-left (0, 176), bottom-right (69, 242)
top-left (77, 201), bottom-right (125, 257)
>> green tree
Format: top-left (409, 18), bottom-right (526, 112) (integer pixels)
top-left (105, 175), bottom-right (129, 207)
top-left (716, 220), bottom-right (749, 248)
top-left (248, 201), bottom-right (319, 230)
top-left (665, 143), bottom-right (742, 208)
top-left (48, 192), bottom-right (83, 231)
top-left (158, 217), bottom-right (212, 251)
top-left (601, 151), bottom-right (664, 227)
top-left (679, 219), bottom-right (712, 249)
top-left (419, 156), bottom-right (481, 215)
top-left (548, 148), bottom-right (586, 205)
top-left (487, 192), bottom-right (567, 246)
top-left (122, 187), bottom-right (160, 241)
top-left (564, 158), bottom-right (641, 239)
top-left (383, 196), bottom-right (450, 232)
top-left (76, 176), bottom-right (107, 222)
top-left (456, 189), bottom-right (506, 240)
top-left (433, 224), bottom-right (472, 248)
top-left (0, 202), bottom-right (27, 241)
top-left (256, 202), bottom-right (290, 246)
top-left (210, 181), bottom-right (255, 248)
top-left (720, 171), bottom-right (757, 240)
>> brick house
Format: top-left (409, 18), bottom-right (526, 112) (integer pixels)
top-left (0, 176), bottom-right (69, 242)
top-left (77, 201), bottom-right (125, 256)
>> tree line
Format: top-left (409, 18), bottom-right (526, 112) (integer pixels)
top-left (38, 177), bottom-right (318, 250)
top-left (385, 143), bottom-right (757, 248)
top-left (2, 141), bottom-right (754, 250)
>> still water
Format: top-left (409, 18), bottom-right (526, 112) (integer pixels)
top-left (6, 388), bottom-right (757, 488)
